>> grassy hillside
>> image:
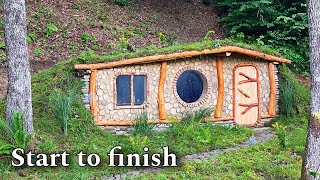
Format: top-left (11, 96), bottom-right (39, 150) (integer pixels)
top-left (0, 0), bottom-right (224, 98)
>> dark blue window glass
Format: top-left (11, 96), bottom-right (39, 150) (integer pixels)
top-left (133, 75), bottom-right (146, 105)
top-left (116, 75), bottom-right (131, 106)
top-left (176, 70), bottom-right (204, 103)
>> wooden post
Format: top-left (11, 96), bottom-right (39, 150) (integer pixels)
top-left (89, 70), bottom-right (98, 122)
top-left (214, 56), bottom-right (224, 118)
top-left (158, 61), bottom-right (167, 120)
top-left (268, 62), bottom-right (276, 116)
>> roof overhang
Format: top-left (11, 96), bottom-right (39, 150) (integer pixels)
top-left (74, 46), bottom-right (291, 70)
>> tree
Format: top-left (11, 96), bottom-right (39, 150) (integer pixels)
top-left (3, 0), bottom-right (34, 135)
top-left (301, 0), bottom-right (320, 179)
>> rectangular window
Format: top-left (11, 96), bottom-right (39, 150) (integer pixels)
top-left (116, 75), bottom-right (147, 106)
top-left (133, 75), bottom-right (146, 105)
top-left (116, 75), bottom-right (131, 106)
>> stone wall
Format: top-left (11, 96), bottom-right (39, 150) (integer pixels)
top-left (88, 54), bottom-right (277, 122)
top-left (221, 55), bottom-right (271, 117)
top-left (163, 55), bottom-right (217, 119)
top-left (95, 62), bottom-right (161, 121)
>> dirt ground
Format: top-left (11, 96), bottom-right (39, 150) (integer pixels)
top-left (0, 0), bottom-right (224, 100)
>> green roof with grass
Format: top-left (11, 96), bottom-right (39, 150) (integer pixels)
top-left (76, 39), bottom-right (287, 65)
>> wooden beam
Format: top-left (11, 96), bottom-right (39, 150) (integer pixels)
top-left (214, 56), bottom-right (224, 118)
top-left (268, 62), bottom-right (277, 116)
top-left (207, 116), bottom-right (234, 122)
top-left (95, 114), bottom-right (270, 126)
top-left (95, 117), bottom-right (234, 126)
top-left (158, 61), bottom-right (167, 120)
top-left (89, 70), bottom-right (98, 122)
top-left (261, 114), bottom-right (276, 119)
top-left (215, 52), bottom-right (232, 57)
top-left (74, 46), bottom-right (291, 70)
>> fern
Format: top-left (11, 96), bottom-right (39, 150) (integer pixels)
top-left (0, 112), bottom-right (35, 155)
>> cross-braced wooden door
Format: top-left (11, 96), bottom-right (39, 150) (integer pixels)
top-left (233, 64), bottom-right (261, 126)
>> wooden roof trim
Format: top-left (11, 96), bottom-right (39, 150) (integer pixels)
top-left (74, 46), bottom-right (291, 70)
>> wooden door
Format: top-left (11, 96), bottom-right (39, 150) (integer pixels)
top-left (233, 64), bottom-right (260, 126)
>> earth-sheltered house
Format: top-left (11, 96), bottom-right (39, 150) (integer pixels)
top-left (74, 46), bottom-right (291, 127)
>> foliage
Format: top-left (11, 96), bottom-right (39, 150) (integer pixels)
top-left (27, 32), bottom-right (36, 44)
top-left (131, 117), bottom-right (307, 180)
top-left (49, 83), bottom-right (79, 135)
top-left (0, 112), bottom-right (35, 155)
top-left (206, 0), bottom-right (308, 73)
top-left (132, 112), bottom-right (155, 136)
top-left (157, 32), bottom-right (167, 47)
top-left (80, 32), bottom-right (94, 42)
top-left (278, 65), bottom-right (310, 117)
top-left (279, 79), bottom-right (294, 117)
top-left (132, 136), bottom-right (304, 179)
top-left (44, 23), bottom-right (58, 37)
top-left (127, 134), bottom-right (148, 153)
top-left (272, 122), bottom-right (288, 150)
top-left (180, 108), bottom-right (212, 127)
top-left (203, 30), bottom-right (216, 41)
top-left (118, 29), bottom-right (143, 50)
top-left (119, 33), bottom-right (129, 49)
top-left (114, 0), bottom-right (128, 6)
top-left (33, 48), bottom-right (42, 55)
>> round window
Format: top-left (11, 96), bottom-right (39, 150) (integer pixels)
top-left (176, 70), bottom-right (206, 103)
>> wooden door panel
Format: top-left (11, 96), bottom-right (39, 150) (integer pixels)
top-left (233, 65), bottom-right (260, 125)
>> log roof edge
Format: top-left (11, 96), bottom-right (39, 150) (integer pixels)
top-left (74, 46), bottom-right (291, 70)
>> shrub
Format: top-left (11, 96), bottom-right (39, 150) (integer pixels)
top-left (114, 0), bottom-right (128, 6)
top-left (158, 32), bottom-right (167, 47)
top-left (206, 0), bottom-right (309, 73)
top-left (49, 84), bottom-right (79, 135)
top-left (279, 79), bottom-right (294, 117)
top-left (272, 122), bottom-right (288, 150)
top-left (44, 23), bottom-right (58, 37)
top-left (180, 108), bottom-right (213, 127)
top-left (80, 32), bottom-right (94, 42)
top-left (132, 112), bottom-right (155, 136)
top-left (278, 65), bottom-right (310, 117)
top-left (128, 134), bottom-right (148, 153)
top-left (0, 112), bottom-right (35, 155)
top-left (203, 30), bottom-right (216, 41)
top-left (27, 32), bottom-right (36, 44)
top-left (33, 48), bottom-right (42, 56)
top-left (119, 33), bottom-right (129, 49)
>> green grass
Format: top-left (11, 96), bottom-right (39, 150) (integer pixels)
top-left (78, 38), bottom-right (285, 65)
top-left (129, 117), bottom-right (307, 180)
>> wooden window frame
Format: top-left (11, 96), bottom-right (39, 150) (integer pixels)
top-left (114, 74), bottom-right (148, 109)
top-left (173, 66), bottom-right (211, 108)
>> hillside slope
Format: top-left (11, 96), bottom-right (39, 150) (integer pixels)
top-left (0, 0), bottom-right (224, 98)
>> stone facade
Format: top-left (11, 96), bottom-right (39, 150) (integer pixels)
top-left (164, 55), bottom-right (217, 119)
top-left (82, 54), bottom-right (278, 123)
top-left (96, 62), bottom-right (161, 121)
top-left (221, 55), bottom-right (271, 117)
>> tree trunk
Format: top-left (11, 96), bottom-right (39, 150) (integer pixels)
top-left (301, 0), bottom-right (320, 179)
top-left (4, 0), bottom-right (34, 134)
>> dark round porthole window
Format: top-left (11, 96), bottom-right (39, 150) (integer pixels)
top-left (176, 70), bottom-right (206, 103)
